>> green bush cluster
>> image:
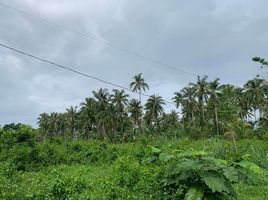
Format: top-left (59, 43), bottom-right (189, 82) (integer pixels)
top-left (0, 126), bottom-right (268, 199)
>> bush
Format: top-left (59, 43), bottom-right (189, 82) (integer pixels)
top-left (0, 134), bottom-right (268, 199)
top-left (161, 155), bottom-right (237, 199)
top-left (50, 170), bottom-right (87, 199)
top-left (0, 125), bottom-right (40, 171)
top-left (0, 125), bottom-right (35, 150)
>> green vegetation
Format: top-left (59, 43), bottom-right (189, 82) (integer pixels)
top-left (1, 59), bottom-right (268, 199)
top-left (0, 126), bottom-right (268, 199)
top-left (36, 73), bottom-right (268, 142)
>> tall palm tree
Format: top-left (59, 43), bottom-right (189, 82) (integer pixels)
top-left (159, 110), bottom-right (179, 131)
top-left (93, 88), bottom-right (110, 138)
top-left (66, 106), bottom-right (78, 139)
top-left (181, 85), bottom-right (197, 123)
top-left (145, 95), bottom-right (165, 127)
top-left (128, 99), bottom-right (142, 128)
top-left (93, 88), bottom-right (110, 107)
top-left (49, 112), bottom-right (60, 137)
top-left (235, 87), bottom-right (252, 121)
top-left (110, 89), bottom-right (129, 136)
top-left (110, 89), bottom-right (129, 113)
top-left (244, 78), bottom-right (266, 120)
top-left (208, 78), bottom-right (222, 136)
top-left (191, 75), bottom-right (209, 126)
top-left (37, 113), bottom-right (50, 139)
top-left (58, 113), bottom-right (67, 137)
top-left (130, 73), bottom-right (149, 104)
top-left (80, 97), bottom-right (97, 138)
top-left (103, 103), bottom-right (118, 142)
top-left (173, 92), bottom-right (183, 109)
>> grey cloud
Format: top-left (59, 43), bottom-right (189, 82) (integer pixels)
top-left (0, 0), bottom-right (267, 126)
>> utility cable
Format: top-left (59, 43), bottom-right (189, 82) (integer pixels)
top-left (0, 42), bottom-right (175, 104)
top-left (0, 1), bottom-right (198, 77)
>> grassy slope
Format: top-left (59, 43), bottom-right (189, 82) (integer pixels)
top-left (0, 138), bottom-right (268, 199)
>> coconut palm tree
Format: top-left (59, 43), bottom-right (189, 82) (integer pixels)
top-left (110, 89), bottom-right (129, 113)
top-left (145, 95), bottom-right (165, 127)
top-left (181, 85), bottom-right (197, 123)
top-left (159, 110), bottom-right (179, 131)
top-left (66, 106), bottom-right (78, 139)
top-left (110, 89), bottom-right (129, 137)
top-left (173, 92), bottom-right (183, 109)
top-left (208, 78), bottom-right (222, 136)
top-left (37, 113), bottom-right (50, 139)
top-left (128, 99), bottom-right (142, 129)
top-left (191, 75), bottom-right (209, 126)
top-left (49, 112), bottom-right (60, 137)
top-left (57, 113), bottom-right (67, 137)
top-left (93, 88), bottom-right (110, 138)
top-left (93, 88), bottom-right (110, 107)
top-left (244, 78), bottom-right (266, 121)
top-left (130, 73), bottom-right (149, 104)
top-left (80, 97), bottom-right (97, 138)
top-left (235, 87), bottom-right (253, 121)
top-left (103, 103), bottom-right (118, 142)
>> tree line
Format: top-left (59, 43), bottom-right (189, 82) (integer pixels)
top-left (37, 71), bottom-right (268, 142)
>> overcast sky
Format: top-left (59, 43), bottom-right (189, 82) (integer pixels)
top-left (0, 0), bottom-right (267, 127)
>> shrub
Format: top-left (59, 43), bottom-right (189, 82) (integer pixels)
top-left (0, 125), bottom-right (40, 171)
top-left (50, 171), bottom-right (87, 200)
top-left (161, 157), bottom-right (237, 199)
top-left (248, 145), bottom-right (268, 170)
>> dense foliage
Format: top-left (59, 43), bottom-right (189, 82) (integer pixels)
top-left (1, 61), bottom-right (267, 199)
top-left (0, 126), bottom-right (268, 199)
top-left (36, 73), bottom-right (268, 142)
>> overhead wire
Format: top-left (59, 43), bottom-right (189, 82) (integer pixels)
top-left (0, 43), bottom-right (175, 104)
top-left (0, 1), bottom-right (198, 77)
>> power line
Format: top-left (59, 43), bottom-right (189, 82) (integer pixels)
top-left (0, 43), bottom-right (175, 105)
top-left (0, 1), bottom-right (198, 77)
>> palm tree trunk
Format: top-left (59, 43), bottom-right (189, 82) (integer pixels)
top-left (202, 106), bottom-right (205, 124)
top-left (139, 89), bottom-right (144, 133)
top-left (139, 89), bottom-right (142, 105)
top-left (201, 105), bottom-right (206, 137)
top-left (102, 123), bottom-right (106, 139)
top-left (259, 108), bottom-right (263, 119)
top-left (215, 107), bottom-right (219, 136)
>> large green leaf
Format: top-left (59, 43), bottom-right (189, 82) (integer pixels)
top-left (150, 146), bottom-right (161, 154)
top-left (223, 167), bottom-right (239, 183)
top-left (184, 187), bottom-right (204, 200)
top-left (207, 157), bottom-right (228, 166)
top-left (178, 150), bottom-right (207, 158)
top-left (201, 171), bottom-right (235, 196)
top-left (181, 159), bottom-right (204, 171)
top-left (159, 153), bottom-right (175, 162)
top-left (237, 160), bottom-right (262, 174)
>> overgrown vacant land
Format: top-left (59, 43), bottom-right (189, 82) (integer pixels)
top-left (1, 68), bottom-right (268, 199)
top-left (1, 125), bottom-right (268, 200)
